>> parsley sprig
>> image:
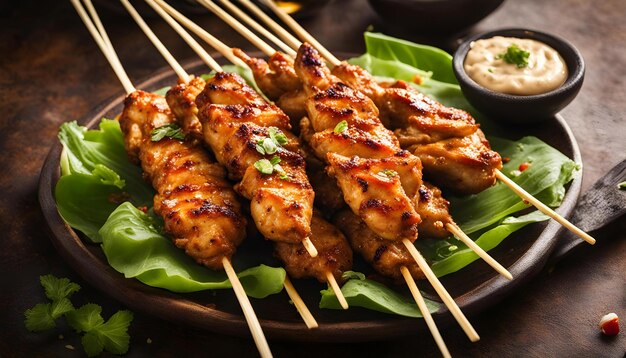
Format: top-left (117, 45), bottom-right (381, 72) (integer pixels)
top-left (497, 44), bottom-right (530, 68)
top-left (24, 275), bottom-right (133, 357)
top-left (151, 123), bottom-right (185, 142)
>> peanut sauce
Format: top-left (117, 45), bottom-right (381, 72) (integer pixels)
top-left (464, 36), bottom-right (568, 96)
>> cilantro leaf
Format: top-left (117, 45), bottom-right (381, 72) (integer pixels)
top-left (497, 44), bottom-right (530, 68)
top-left (25, 303), bottom-right (56, 332)
top-left (334, 120), bottom-right (348, 134)
top-left (50, 298), bottom-right (75, 319)
top-left (67, 304), bottom-right (104, 333)
top-left (40, 275), bottom-right (80, 301)
top-left (150, 123), bottom-right (185, 142)
top-left (82, 331), bottom-right (105, 357)
top-left (94, 310), bottom-right (133, 355)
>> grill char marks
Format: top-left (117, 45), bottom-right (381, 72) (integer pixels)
top-left (195, 71), bottom-right (314, 244)
top-left (294, 43), bottom-right (424, 245)
top-left (120, 90), bottom-right (246, 270)
top-left (331, 62), bottom-right (503, 194)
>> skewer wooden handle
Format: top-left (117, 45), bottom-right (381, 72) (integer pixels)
top-left (403, 239), bottom-right (480, 342)
top-left (283, 276), bottom-right (318, 329)
top-left (495, 170), bottom-right (596, 245)
top-left (446, 223), bottom-right (513, 280)
top-left (401, 266), bottom-right (451, 358)
top-left (222, 258), bottom-right (273, 358)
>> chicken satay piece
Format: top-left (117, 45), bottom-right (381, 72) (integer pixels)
top-left (334, 210), bottom-right (423, 281)
top-left (274, 213), bottom-right (353, 282)
top-left (166, 76), bottom-right (206, 139)
top-left (194, 71), bottom-right (315, 244)
top-left (119, 91), bottom-right (246, 270)
top-left (416, 183), bottom-right (453, 239)
top-left (409, 131), bottom-right (503, 194)
top-left (331, 63), bottom-right (478, 140)
top-left (294, 43), bottom-right (423, 243)
top-left (331, 63), bottom-right (503, 194)
top-left (233, 49), bottom-right (301, 101)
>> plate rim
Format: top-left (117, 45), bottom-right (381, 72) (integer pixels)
top-left (38, 58), bottom-right (583, 342)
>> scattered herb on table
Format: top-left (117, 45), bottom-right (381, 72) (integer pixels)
top-left (24, 275), bottom-right (133, 357)
top-left (618, 181), bottom-right (626, 190)
top-left (497, 44), bottom-right (530, 68)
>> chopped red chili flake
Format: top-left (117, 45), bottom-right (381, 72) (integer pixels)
top-left (519, 162), bottom-right (531, 172)
top-left (412, 74), bottom-right (423, 85)
top-left (137, 206), bottom-right (148, 213)
top-left (502, 157), bottom-right (511, 163)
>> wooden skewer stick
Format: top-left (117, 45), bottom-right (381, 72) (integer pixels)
top-left (302, 237), bottom-right (318, 258)
top-left (223, 258), bottom-right (273, 358)
top-left (258, 0), bottom-right (341, 66)
top-left (152, 0), bottom-right (246, 68)
top-left (70, 0), bottom-right (135, 93)
top-left (82, 0), bottom-right (114, 51)
top-left (495, 170), bottom-right (596, 245)
top-left (403, 239), bottom-right (480, 342)
top-left (78, 1), bottom-right (273, 353)
top-left (237, 0), bottom-right (301, 50)
top-left (119, 0), bottom-right (190, 83)
top-left (401, 266), bottom-right (451, 358)
top-left (446, 223), bottom-right (513, 280)
top-left (220, 0), bottom-right (296, 57)
top-left (325, 272), bottom-right (349, 310)
top-left (283, 276), bottom-right (318, 329)
top-left (196, 0), bottom-right (275, 57)
top-left (144, 0), bottom-right (222, 72)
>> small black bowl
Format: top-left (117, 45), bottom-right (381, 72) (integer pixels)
top-left (453, 28), bottom-right (585, 123)
top-left (368, 0), bottom-right (505, 35)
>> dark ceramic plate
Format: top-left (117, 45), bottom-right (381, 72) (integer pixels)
top-left (38, 58), bottom-right (582, 342)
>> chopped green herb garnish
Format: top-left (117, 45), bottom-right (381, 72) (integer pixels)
top-left (150, 123), bottom-right (185, 141)
top-left (255, 127), bottom-right (288, 155)
top-left (268, 127), bottom-right (288, 146)
top-left (270, 156), bottom-right (281, 166)
top-left (378, 169), bottom-right (398, 178)
top-left (618, 181), bottom-right (626, 190)
top-left (254, 156), bottom-right (287, 179)
top-left (256, 137), bottom-right (278, 155)
top-left (334, 120), bottom-right (348, 134)
top-left (254, 159), bottom-right (274, 175)
top-left (497, 44), bottom-right (530, 68)
top-left (488, 68), bottom-right (494, 73)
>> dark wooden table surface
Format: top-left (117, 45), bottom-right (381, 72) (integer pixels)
top-left (2, 0), bottom-right (625, 356)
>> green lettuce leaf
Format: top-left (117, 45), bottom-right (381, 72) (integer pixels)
top-left (99, 203), bottom-right (286, 298)
top-left (320, 276), bottom-right (440, 317)
top-left (363, 32), bottom-right (457, 84)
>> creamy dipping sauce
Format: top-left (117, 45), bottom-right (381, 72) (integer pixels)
top-left (464, 36), bottom-right (568, 96)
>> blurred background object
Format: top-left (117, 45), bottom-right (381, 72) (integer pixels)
top-left (93, 0), bottom-right (332, 18)
top-left (367, 0), bottom-right (505, 35)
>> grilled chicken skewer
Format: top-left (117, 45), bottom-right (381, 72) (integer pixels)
top-left (187, 2), bottom-right (481, 346)
top-left (144, 0), bottom-right (353, 310)
top-left (135, 0), bottom-right (318, 259)
top-left (71, 1), bottom-right (272, 356)
top-left (254, 0), bottom-right (595, 245)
